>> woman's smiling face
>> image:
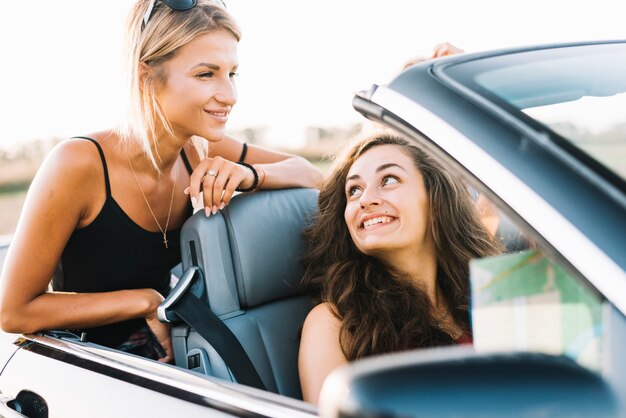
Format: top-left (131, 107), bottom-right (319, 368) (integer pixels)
top-left (156, 29), bottom-right (239, 141)
top-left (344, 144), bottom-right (433, 260)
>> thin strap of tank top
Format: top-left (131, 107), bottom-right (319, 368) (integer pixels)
top-left (180, 149), bottom-right (193, 174)
top-left (72, 136), bottom-right (193, 193)
top-left (72, 136), bottom-right (112, 196)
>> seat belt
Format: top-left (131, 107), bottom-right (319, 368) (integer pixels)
top-left (170, 293), bottom-right (267, 391)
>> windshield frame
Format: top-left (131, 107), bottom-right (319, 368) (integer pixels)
top-left (431, 41), bottom-right (626, 205)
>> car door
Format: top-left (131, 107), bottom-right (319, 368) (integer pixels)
top-left (0, 337), bottom-right (222, 418)
top-left (0, 332), bottom-right (317, 418)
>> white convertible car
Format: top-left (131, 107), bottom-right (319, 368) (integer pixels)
top-left (1, 40), bottom-right (624, 417)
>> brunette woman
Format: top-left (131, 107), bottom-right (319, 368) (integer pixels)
top-left (298, 133), bottom-right (499, 404)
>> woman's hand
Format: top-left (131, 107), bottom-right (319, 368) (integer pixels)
top-left (146, 312), bottom-right (174, 363)
top-left (143, 289), bottom-right (174, 364)
top-left (185, 156), bottom-right (255, 216)
top-left (432, 42), bottom-right (464, 58)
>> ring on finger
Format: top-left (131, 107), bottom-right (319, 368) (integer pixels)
top-left (206, 170), bottom-right (218, 177)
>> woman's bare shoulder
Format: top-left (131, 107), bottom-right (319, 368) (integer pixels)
top-left (46, 136), bottom-right (104, 174)
top-left (303, 302), bottom-right (341, 332)
top-left (30, 136), bottom-right (109, 213)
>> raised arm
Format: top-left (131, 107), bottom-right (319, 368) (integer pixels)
top-left (298, 302), bottom-right (348, 405)
top-left (186, 135), bottom-right (323, 215)
top-left (0, 140), bottom-right (169, 358)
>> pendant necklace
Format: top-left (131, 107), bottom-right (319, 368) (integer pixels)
top-left (127, 154), bottom-right (178, 249)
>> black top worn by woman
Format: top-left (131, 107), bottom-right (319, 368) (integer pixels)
top-left (54, 137), bottom-right (193, 349)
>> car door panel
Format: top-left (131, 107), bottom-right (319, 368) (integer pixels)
top-left (0, 335), bottom-right (20, 375)
top-left (0, 335), bottom-right (317, 418)
top-left (0, 345), bottom-right (230, 418)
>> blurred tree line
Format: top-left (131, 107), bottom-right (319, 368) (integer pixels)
top-left (0, 124), bottom-right (363, 193)
top-left (0, 137), bottom-right (62, 193)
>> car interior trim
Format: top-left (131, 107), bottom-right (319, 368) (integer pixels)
top-left (157, 265), bottom-right (201, 323)
top-left (368, 86), bottom-right (626, 316)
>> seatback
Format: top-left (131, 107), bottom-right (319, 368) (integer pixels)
top-left (174, 188), bottom-right (318, 399)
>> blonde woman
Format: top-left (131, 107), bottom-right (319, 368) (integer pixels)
top-left (0, 0), bottom-right (322, 363)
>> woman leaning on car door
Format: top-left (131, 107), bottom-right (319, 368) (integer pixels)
top-left (0, 0), bottom-right (322, 363)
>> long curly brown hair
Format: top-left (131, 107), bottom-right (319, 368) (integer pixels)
top-left (302, 133), bottom-right (500, 361)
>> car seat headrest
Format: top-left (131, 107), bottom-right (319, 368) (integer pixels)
top-left (225, 188), bottom-right (318, 308)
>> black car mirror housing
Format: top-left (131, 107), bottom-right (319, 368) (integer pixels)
top-left (319, 346), bottom-right (619, 418)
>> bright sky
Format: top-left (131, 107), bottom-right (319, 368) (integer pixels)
top-left (1, 0), bottom-right (624, 151)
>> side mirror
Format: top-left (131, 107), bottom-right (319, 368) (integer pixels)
top-left (319, 346), bottom-right (619, 418)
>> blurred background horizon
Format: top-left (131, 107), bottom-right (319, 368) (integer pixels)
top-left (1, 0), bottom-right (625, 235)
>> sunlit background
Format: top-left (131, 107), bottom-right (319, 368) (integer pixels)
top-left (1, 0), bottom-right (624, 235)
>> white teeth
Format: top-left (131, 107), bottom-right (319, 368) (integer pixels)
top-left (363, 216), bottom-right (393, 229)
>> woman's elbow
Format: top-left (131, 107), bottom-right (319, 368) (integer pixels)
top-left (0, 304), bottom-right (36, 334)
top-left (0, 309), bottom-right (21, 334)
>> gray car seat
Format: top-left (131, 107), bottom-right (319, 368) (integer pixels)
top-left (172, 188), bottom-right (318, 399)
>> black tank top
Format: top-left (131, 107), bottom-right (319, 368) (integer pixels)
top-left (57, 137), bottom-right (193, 348)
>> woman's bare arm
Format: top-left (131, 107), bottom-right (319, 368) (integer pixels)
top-left (298, 302), bottom-right (348, 405)
top-left (0, 140), bottom-right (162, 335)
top-left (212, 135), bottom-right (323, 188)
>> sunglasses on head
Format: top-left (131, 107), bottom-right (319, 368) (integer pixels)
top-left (142, 0), bottom-right (227, 30)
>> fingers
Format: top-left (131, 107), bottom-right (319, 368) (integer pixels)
top-left (187, 157), bottom-right (215, 207)
top-left (204, 163), bottom-right (249, 215)
top-left (158, 337), bottom-right (174, 364)
top-left (220, 177), bottom-right (239, 208)
top-left (201, 157), bottom-right (232, 214)
top-left (203, 164), bottom-right (227, 216)
top-left (188, 157), bottom-right (252, 217)
top-left (187, 156), bottom-right (226, 215)
top-left (432, 42), bottom-right (464, 58)
top-left (146, 315), bottom-right (174, 363)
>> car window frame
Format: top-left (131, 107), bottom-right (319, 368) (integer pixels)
top-left (431, 41), bottom-right (626, 205)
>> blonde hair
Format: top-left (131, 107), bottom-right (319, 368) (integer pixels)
top-left (117, 0), bottom-right (241, 170)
